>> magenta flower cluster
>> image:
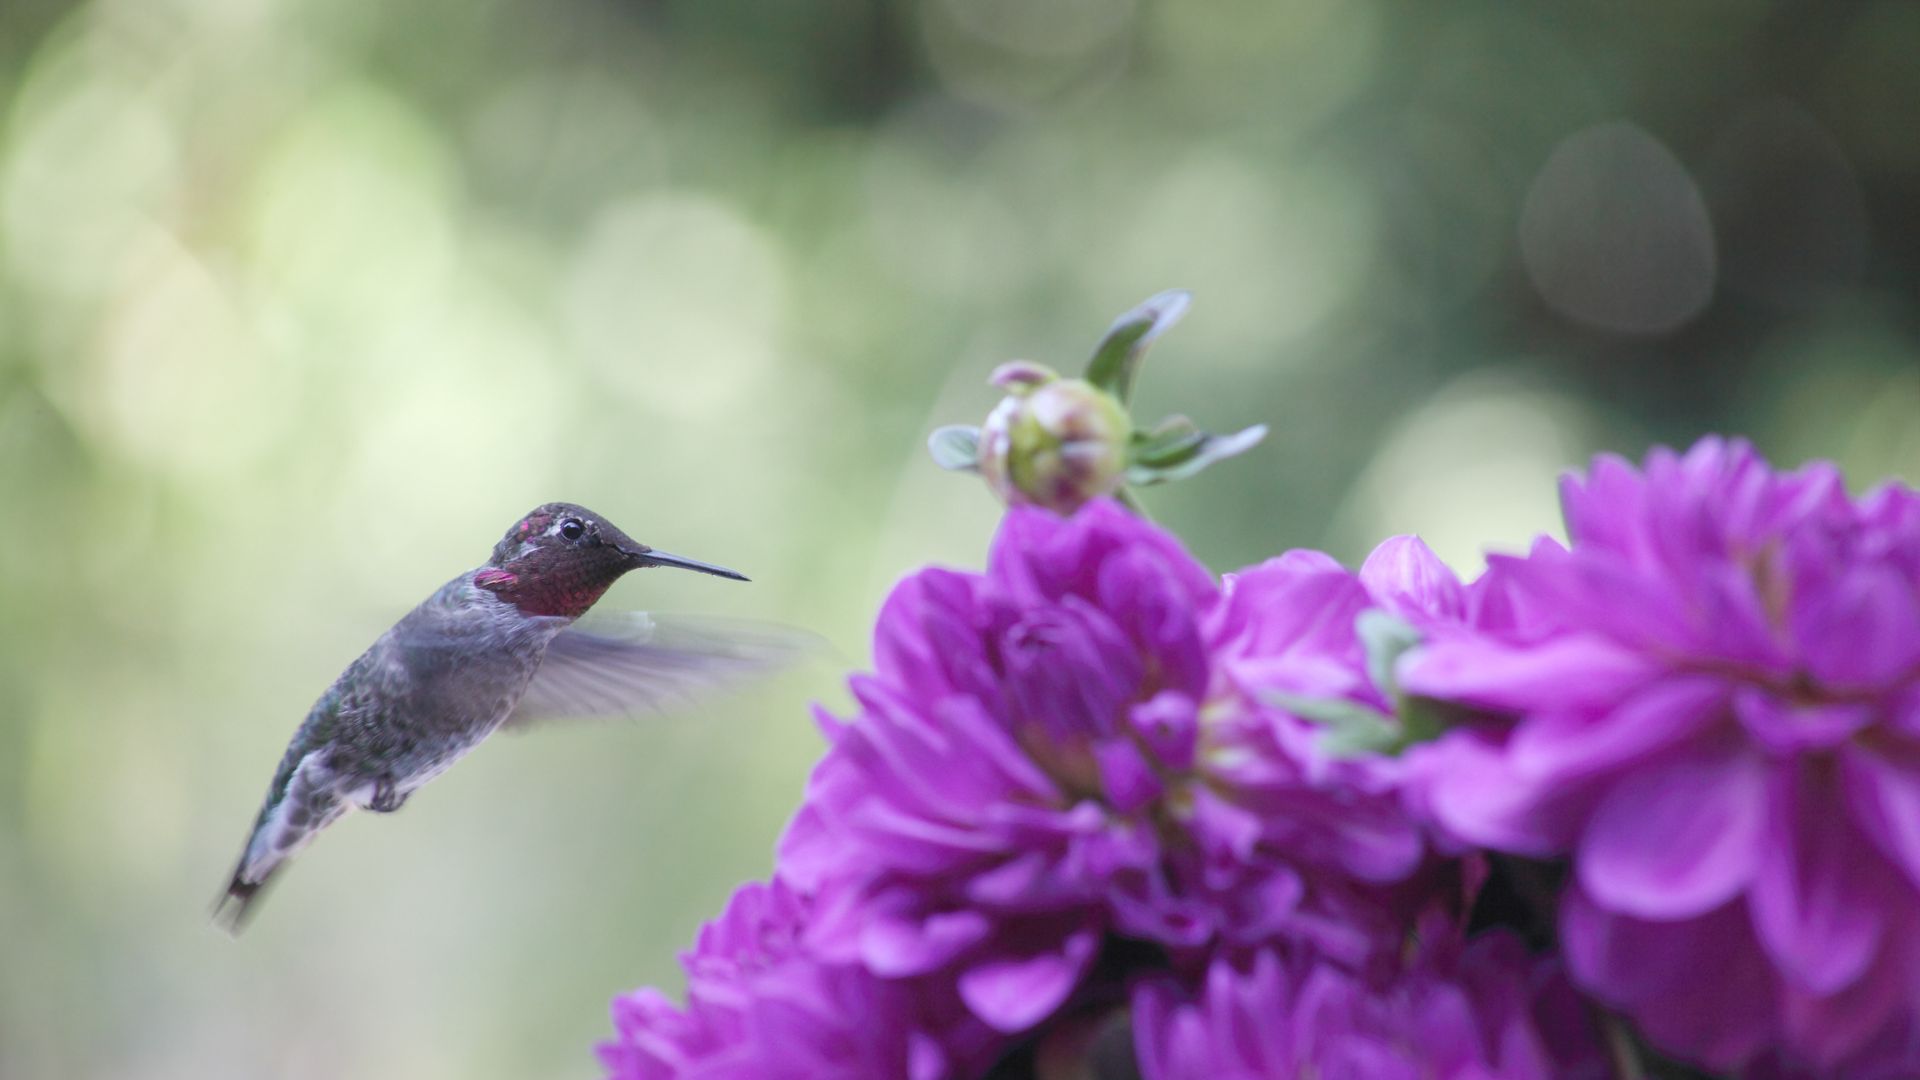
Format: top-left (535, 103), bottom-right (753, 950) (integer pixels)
top-left (1405, 438), bottom-right (1920, 1074)
top-left (601, 437), bottom-right (1920, 1079)
top-left (1133, 930), bottom-right (1604, 1080)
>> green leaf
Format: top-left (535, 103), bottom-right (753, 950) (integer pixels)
top-left (1084, 290), bottom-right (1192, 402)
top-left (1266, 691), bottom-right (1402, 756)
top-left (927, 425), bottom-right (982, 472)
top-left (1125, 424), bottom-right (1267, 486)
top-left (1356, 609), bottom-right (1422, 699)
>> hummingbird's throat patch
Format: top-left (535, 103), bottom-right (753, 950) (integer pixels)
top-left (475, 565), bottom-right (615, 618)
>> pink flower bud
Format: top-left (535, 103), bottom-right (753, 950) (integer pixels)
top-left (975, 365), bottom-right (1131, 513)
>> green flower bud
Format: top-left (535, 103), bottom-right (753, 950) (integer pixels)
top-left (977, 362), bottom-right (1132, 513)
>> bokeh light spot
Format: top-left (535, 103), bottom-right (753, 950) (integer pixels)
top-left (1332, 371), bottom-right (1598, 571)
top-left (564, 193), bottom-right (788, 415)
top-left (89, 231), bottom-right (296, 480)
top-left (247, 84), bottom-right (458, 326)
top-left (1089, 153), bottom-right (1375, 354)
top-left (1, 41), bottom-right (181, 302)
top-left (1519, 121), bottom-right (1717, 336)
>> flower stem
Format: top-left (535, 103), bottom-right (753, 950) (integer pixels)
top-left (1602, 1010), bottom-right (1646, 1080)
top-left (1115, 487), bottom-right (1153, 521)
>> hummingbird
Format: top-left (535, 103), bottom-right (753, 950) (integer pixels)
top-left (216, 502), bottom-right (804, 933)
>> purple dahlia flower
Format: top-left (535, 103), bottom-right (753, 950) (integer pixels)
top-left (598, 879), bottom-right (997, 1080)
top-left (778, 501), bottom-right (1440, 1036)
top-left (1402, 437), bottom-right (1920, 1072)
top-left (1132, 931), bottom-right (1607, 1080)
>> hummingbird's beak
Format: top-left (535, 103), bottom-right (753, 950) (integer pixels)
top-left (624, 547), bottom-right (749, 582)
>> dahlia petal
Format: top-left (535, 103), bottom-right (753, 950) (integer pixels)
top-left (907, 1035), bottom-right (947, 1080)
top-left (1211, 557), bottom-right (1371, 663)
top-left (1324, 804), bottom-right (1426, 884)
top-left (1560, 887), bottom-right (1778, 1069)
top-left (775, 804), bottom-right (840, 892)
top-left (1410, 732), bottom-right (1589, 855)
top-left (851, 798), bottom-right (1011, 870)
top-left (932, 697), bottom-right (1058, 799)
top-left (1577, 745), bottom-right (1768, 919)
top-left (1559, 453), bottom-right (1644, 553)
top-left (1748, 765), bottom-right (1884, 995)
top-left (1888, 686), bottom-right (1920, 739)
top-left (1398, 635), bottom-right (1660, 715)
top-left (1131, 979), bottom-right (1211, 1080)
top-left (1001, 601), bottom-right (1138, 740)
top-left (963, 851), bottom-right (1054, 906)
top-left (860, 906), bottom-right (992, 977)
top-left (1762, 457), bottom-right (1851, 535)
top-left (1093, 737), bottom-right (1162, 812)
top-left (1405, 983), bottom-right (1483, 1072)
top-left (1318, 1041), bottom-right (1422, 1080)
top-left (1504, 547), bottom-right (1700, 650)
top-left (982, 798), bottom-right (1104, 847)
top-left (955, 929), bottom-right (1098, 1033)
top-left (872, 569), bottom-right (984, 696)
top-left (841, 680), bottom-right (971, 795)
top-left (1506, 674), bottom-right (1725, 784)
top-left (1778, 950), bottom-right (1912, 1071)
top-left (1692, 561), bottom-right (1795, 670)
top-left (1098, 547), bottom-right (1210, 693)
top-left (1464, 539), bottom-right (1564, 635)
top-left (1734, 688), bottom-right (1874, 754)
top-left (1793, 565), bottom-right (1920, 689)
top-left (1107, 872), bottom-right (1216, 948)
top-left (1642, 449), bottom-right (1733, 573)
top-left (799, 881), bottom-right (889, 963)
top-left (1128, 691), bottom-right (1198, 771)
top-left (1359, 535), bottom-right (1466, 623)
top-left (1285, 958), bottom-right (1351, 1059)
top-left (1220, 950), bottom-right (1292, 1068)
top-left (1071, 819), bottom-right (1160, 882)
top-left (1139, 940), bottom-right (1606, 1080)
top-left (1189, 786), bottom-right (1263, 891)
top-left (1229, 654), bottom-right (1374, 702)
top-left (1841, 746), bottom-right (1920, 892)
top-left (810, 703), bottom-right (848, 744)
top-left (991, 501), bottom-right (1214, 608)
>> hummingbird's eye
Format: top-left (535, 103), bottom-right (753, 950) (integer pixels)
top-left (560, 519), bottom-right (585, 541)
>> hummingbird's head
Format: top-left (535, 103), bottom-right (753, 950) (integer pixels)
top-left (477, 502), bottom-right (747, 618)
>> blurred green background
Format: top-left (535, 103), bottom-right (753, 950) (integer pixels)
top-left (2, 0), bottom-right (1917, 1076)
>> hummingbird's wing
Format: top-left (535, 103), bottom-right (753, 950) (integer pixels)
top-left (503, 613), bottom-right (821, 729)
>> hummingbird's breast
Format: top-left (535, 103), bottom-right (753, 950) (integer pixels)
top-left (332, 578), bottom-right (567, 791)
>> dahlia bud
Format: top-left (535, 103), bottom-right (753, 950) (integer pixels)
top-left (976, 362), bottom-right (1132, 513)
top-left (926, 291), bottom-right (1266, 516)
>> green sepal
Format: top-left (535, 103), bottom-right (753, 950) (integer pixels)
top-left (1394, 695), bottom-right (1450, 748)
top-left (1356, 609), bottom-right (1422, 699)
top-left (1131, 416), bottom-right (1207, 467)
top-left (1262, 612), bottom-right (1455, 757)
top-left (927, 425), bottom-right (982, 472)
top-left (1125, 423), bottom-right (1267, 486)
top-left (1266, 691), bottom-right (1403, 756)
top-left (1085, 290), bottom-right (1192, 403)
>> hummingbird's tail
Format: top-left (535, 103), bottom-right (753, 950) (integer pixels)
top-left (213, 857), bottom-right (279, 935)
top-left (214, 814), bottom-right (304, 935)
top-left (213, 752), bottom-right (350, 936)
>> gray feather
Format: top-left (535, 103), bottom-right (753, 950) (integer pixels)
top-left (503, 613), bottom-right (820, 729)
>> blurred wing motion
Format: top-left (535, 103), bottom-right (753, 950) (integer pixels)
top-left (504, 613), bottom-right (822, 729)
